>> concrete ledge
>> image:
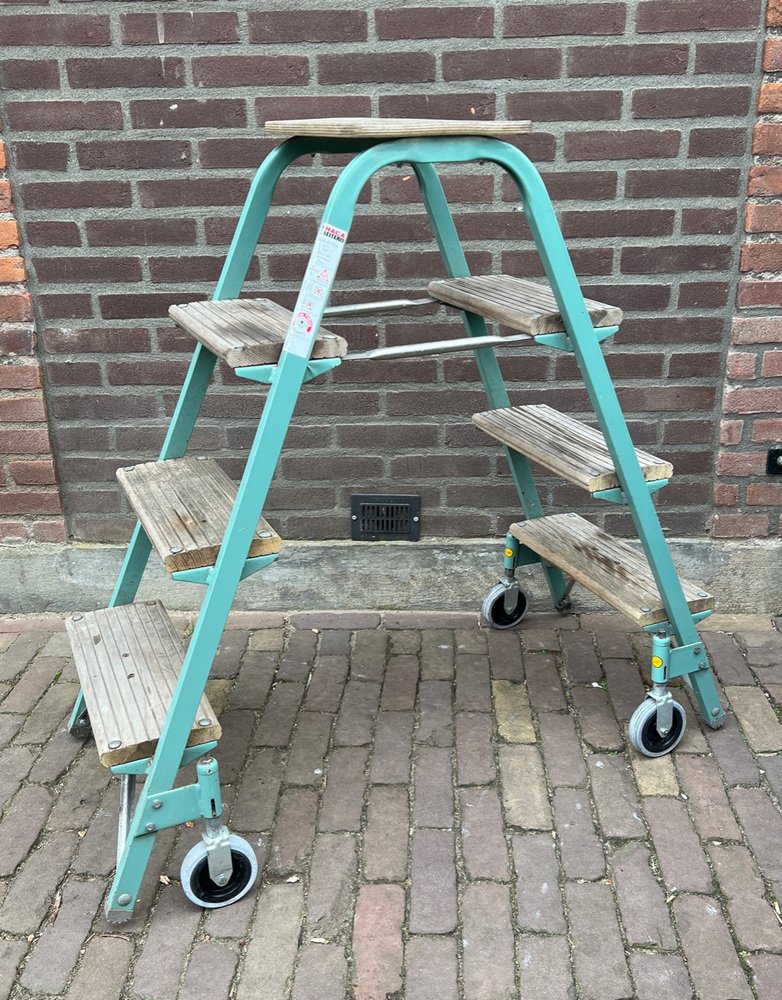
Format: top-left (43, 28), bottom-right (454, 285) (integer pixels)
top-left (1, 536), bottom-right (779, 615)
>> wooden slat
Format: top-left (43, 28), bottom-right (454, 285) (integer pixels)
top-left (428, 275), bottom-right (623, 335)
top-left (66, 601), bottom-right (221, 768)
top-left (117, 457), bottom-right (282, 573)
top-left (510, 513), bottom-right (714, 627)
top-left (473, 404), bottom-right (672, 492)
top-left (169, 298), bottom-right (348, 367)
top-left (264, 118), bottom-right (532, 138)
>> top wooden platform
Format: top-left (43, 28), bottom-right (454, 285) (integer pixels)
top-left (263, 118), bottom-right (532, 139)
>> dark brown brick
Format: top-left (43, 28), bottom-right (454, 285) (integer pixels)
top-left (25, 221), bottom-right (80, 247)
top-left (409, 829), bottom-right (457, 933)
top-left (633, 86), bottom-right (751, 118)
top-left (255, 95), bottom-right (371, 125)
top-left (39, 294), bottom-right (93, 319)
top-left (681, 207), bottom-right (737, 234)
top-left (672, 893), bottom-right (754, 1000)
top-left (462, 884), bottom-right (516, 997)
top-left (249, 9), bottom-right (367, 42)
top-left (192, 55), bottom-right (309, 88)
top-left (198, 137), bottom-right (274, 169)
top-left (0, 14), bottom-right (110, 46)
top-left (130, 99), bottom-right (246, 129)
top-left (405, 938), bottom-right (458, 1000)
top-left (513, 832), bottom-right (566, 933)
top-left (621, 244), bottom-right (731, 273)
top-left (364, 785), bottom-right (408, 880)
top-left (689, 126), bottom-right (747, 158)
top-left (67, 56), bottom-right (184, 88)
top-left (460, 787), bottom-right (510, 880)
top-left (377, 6), bottom-right (492, 38)
top-left (86, 218), bottom-right (197, 247)
top-left (538, 712), bottom-right (587, 786)
top-left (626, 168), bottom-right (740, 198)
top-left (505, 3), bottom-right (626, 36)
top-left (507, 89), bottom-right (622, 120)
top-left (570, 43), bottom-right (687, 76)
top-left (13, 141), bottom-right (67, 172)
top-left (138, 177), bottom-right (249, 209)
top-left (637, 0), bottom-right (761, 32)
top-left (5, 100), bottom-right (122, 131)
top-left (318, 52), bottom-right (435, 85)
top-left (1, 58), bottom-right (59, 89)
top-left (99, 292), bottom-right (205, 319)
top-left (121, 12), bottom-right (240, 45)
top-left (319, 747), bottom-right (369, 833)
top-left (567, 881), bottom-right (632, 998)
top-left (564, 128), bottom-right (680, 160)
top-left (34, 256), bottom-right (140, 284)
top-left (610, 842), bottom-right (677, 948)
top-left (695, 41), bottom-right (756, 74)
top-left (443, 47), bottom-right (560, 81)
top-left (76, 139), bottom-right (191, 170)
top-left (20, 180), bottom-right (131, 210)
top-left (379, 92), bottom-right (497, 120)
top-left (455, 712), bottom-right (495, 785)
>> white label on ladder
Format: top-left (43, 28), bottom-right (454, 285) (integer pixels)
top-left (283, 223), bottom-right (347, 358)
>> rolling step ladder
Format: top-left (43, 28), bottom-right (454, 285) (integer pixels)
top-left (64, 117), bottom-right (726, 922)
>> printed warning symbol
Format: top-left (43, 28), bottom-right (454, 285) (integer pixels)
top-left (317, 268), bottom-right (330, 282)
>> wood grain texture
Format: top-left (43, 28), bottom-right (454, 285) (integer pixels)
top-left (264, 117), bottom-right (532, 138)
top-left (169, 298), bottom-right (348, 367)
top-left (66, 601), bottom-right (221, 768)
top-left (117, 457), bottom-right (282, 572)
top-left (473, 404), bottom-right (672, 492)
top-left (510, 513), bottom-right (713, 627)
top-left (428, 274), bottom-right (623, 335)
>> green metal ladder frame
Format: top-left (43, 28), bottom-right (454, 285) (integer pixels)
top-left (71, 133), bottom-right (725, 919)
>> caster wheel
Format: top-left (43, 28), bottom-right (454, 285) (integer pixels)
top-left (628, 698), bottom-right (686, 758)
top-left (481, 582), bottom-right (529, 630)
top-left (180, 835), bottom-right (258, 909)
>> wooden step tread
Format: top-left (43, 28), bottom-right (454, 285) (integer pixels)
top-left (428, 275), bottom-right (622, 336)
top-left (66, 601), bottom-right (221, 768)
top-left (117, 457), bottom-right (282, 573)
top-left (169, 298), bottom-right (348, 368)
top-left (511, 513), bottom-right (713, 627)
top-left (473, 404), bottom-right (672, 493)
top-left (264, 117), bottom-right (531, 139)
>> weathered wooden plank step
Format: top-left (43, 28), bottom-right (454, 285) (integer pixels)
top-left (169, 298), bottom-right (348, 367)
top-left (511, 513), bottom-right (713, 627)
top-left (264, 117), bottom-right (532, 139)
top-left (117, 457), bottom-right (282, 573)
top-left (473, 404), bottom-right (672, 493)
top-left (428, 274), bottom-right (622, 336)
top-left (66, 601), bottom-right (221, 768)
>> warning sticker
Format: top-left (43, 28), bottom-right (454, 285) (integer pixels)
top-left (284, 223), bottom-right (347, 358)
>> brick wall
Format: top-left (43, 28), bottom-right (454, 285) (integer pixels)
top-left (0, 0), bottom-right (771, 544)
top-left (713, 0), bottom-right (782, 539)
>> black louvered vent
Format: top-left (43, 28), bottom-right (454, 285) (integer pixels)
top-left (351, 494), bottom-right (420, 541)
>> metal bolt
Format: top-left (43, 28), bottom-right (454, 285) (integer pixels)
top-left (693, 647), bottom-right (702, 655)
top-left (71, 614), bottom-right (83, 622)
top-left (117, 893), bottom-right (132, 906)
top-left (108, 739), bottom-right (122, 750)
top-left (698, 662), bottom-right (706, 669)
top-left (640, 606), bottom-right (652, 614)
top-left (711, 707), bottom-right (721, 717)
top-left (152, 800), bottom-right (163, 810)
top-left (170, 546), bottom-right (184, 554)
top-left (196, 455), bottom-right (207, 461)
top-left (413, 516), bottom-right (420, 522)
top-left (259, 531), bottom-right (272, 538)
top-left (145, 823), bottom-right (156, 833)
top-left (351, 514), bottom-right (358, 520)
top-left (198, 718), bottom-right (211, 727)
top-left (697, 591), bottom-right (708, 598)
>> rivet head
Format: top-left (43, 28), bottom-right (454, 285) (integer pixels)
top-left (169, 546), bottom-right (184, 554)
top-left (71, 614), bottom-right (83, 622)
top-left (145, 823), bottom-right (156, 833)
top-left (259, 530), bottom-right (272, 538)
top-left (108, 739), bottom-right (122, 749)
top-left (117, 893), bottom-right (132, 906)
top-left (152, 800), bottom-right (162, 810)
top-left (198, 718), bottom-right (211, 728)
top-left (640, 606), bottom-right (652, 614)
top-left (711, 707), bottom-right (720, 716)
top-left (697, 591), bottom-right (708, 598)
top-left (123, 466), bottom-right (135, 472)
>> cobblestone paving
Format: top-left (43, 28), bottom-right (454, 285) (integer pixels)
top-left (0, 609), bottom-right (781, 999)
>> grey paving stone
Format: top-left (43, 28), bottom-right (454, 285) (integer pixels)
top-left (460, 786), bottom-right (510, 880)
top-left (454, 627), bottom-right (487, 654)
top-left (389, 628), bottom-right (421, 654)
top-left (561, 630), bottom-right (602, 684)
top-left (285, 711), bottom-right (334, 785)
top-left (0, 831), bottom-right (78, 933)
top-left (370, 710), bottom-right (413, 783)
top-left (603, 657), bottom-right (648, 721)
top-left (179, 940), bottom-right (239, 1000)
top-left (405, 936), bottom-right (458, 1000)
top-left (212, 708), bottom-right (254, 783)
top-left (15, 681), bottom-right (79, 744)
top-left (319, 746), bottom-right (369, 833)
top-left (517, 935), bottom-right (573, 1000)
top-left (381, 654), bottom-right (419, 710)
top-left (553, 786), bottom-right (605, 880)
top-left (303, 654), bottom-right (349, 712)
top-left (409, 829), bottom-right (457, 934)
top-left (748, 955), bottom-right (782, 1000)
top-left (643, 797), bottom-right (713, 892)
top-left (704, 631), bottom-right (755, 685)
top-left (292, 943), bottom-right (348, 1000)
top-left (131, 883), bottom-right (202, 1000)
top-left (232, 747), bottom-right (283, 832)
top-left (416, 679), bottom-right (454, 746)
top-left (253, 680), bottom-right (305, 746)
top-left (211, 630), bottom-right (248, 678)
top-left (0, 746), bottom-right (36, 813)
top-left (350, 628), bottom-right (387, 682)
top-left (730, 786), bottom-right (782, 883)
top-left (0, 630), bottom-right (50, 683)
top-left (47, 751), bottom-right (113, 831)
top-left (267, 787), bottom-right (319, 874)
top-left (486, 628), bottom-right (524, 682)
top-left (0, 712), bottom-right (22, 747)
top-left (20, 878), bottom-right (105, 995)
top-left (353, 884), bottom-right (404, 1000)
top-left (238, 883), bottom-right (304, 1000)
top-left (587, 754), bottom-right (645, 839)
top-left (27, 727), bottom-right (85, 784)
top-left (364, 785), bottom-right (409, 881)
top-left (333, 679), bottom-right (381, 746)
top-left (594, 630), bottom-right (634, 660)
top-left (455, 712), bottom-right (496, 785)
top-left (704, 716), bottom-right (761, 786)
top-left (629, 952), bottom-right (693, 1000)
top-left (317, 628), bottom-right (351, 657)
top-left (512, 832), bottom-right (566, 934)
top-left (0, 654), bottom-right (65, 713)
top-left (570, 686), bottom-right (623, 750)
top-left (521, 627), bottom-right (561, 652)
top-left (71, 786), bottom-right (118, 875)
top-left (228, 651), bottom-right (278, 711)
top-left (0, 939), bottom-right (28, 1000)
top-left (673, 893), bottom-right (752, 1000)
top-left (0, 784), bottom-right (52, 876)
top-left (676, 753), bottom-right (742, 840)
top-left (525, 654), bottom-right (567, 711)
top-left (305, 833), bottom-right (357, 941)
top-left (566, 881), bottom-right (632, 1000)
top-left (538, 711), bottom-right (587, 786)
top-left (609, 841), bottom-right (677, 949)
top-left (419, 630), bottom-right (455, 681)
top-left (455, 653), bottom-right (492, 711)
top-left (710, 843), bottom-right (782, 952)
top-left (499, 745), bottom-right (551, 829)
top-left (462, 883), bottom-right (516, 1000)
top-left (413, 746), bottom-right (453, 829)
top-left (203, 873), bottom-right (259, 939)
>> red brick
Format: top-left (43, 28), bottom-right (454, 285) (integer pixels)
top-left (621, 244), bottom-right (731, 273)
top-left (714, 483), bottom-right (740, 506)
top-left (741, 244), bottom-right (781, 273)
top-left (129, 99), bottom-right (246, 130)
top-left (759, 83), bottom-right (782, 114)
top-left (67, 56), bottom-right (185, 90)
top-left (149, 255), bottom-right (258, 283)
top-left (637, 1), bottom-right (761, 32)
top-left (570, 43), bottom-right (687, 76)
top-left (688, 127), bottom-right (747, 158)
top-left (0, 293), bottom-right (32, 323)
top-left (770, 0), bottom-right (782, 26)
top-left (668, 352), bottom-right (720, 378)
top-left (507, 90), bottom-right (621, 121)
top-left (0, 14), bottom-right (110, 46)
top-left (319, 52), bottom-right (434, 85)
top-left (353, 886), bottom-right (404, 999)
top-left (249, 9), bottom-right (367, 42)
top-left (0, 59), bottom-right (59, 89)
top-left (0, 328), bottom-right (35, 356)
top-left (379, 92), bottom-right (497, 120)
top-left (34, 256), bottom-right (140, 285)
top-left (712, 514), bottom-right (769, 538)
top-left (695, 42), bottom-right (756, 74)
top-left (443, 48), bottom-right (560, 81)
top-left (752, 419), bottom-right (782, 442)
top-left (85, 218), bottom-right (196, 247)
top-left (44, 326), bottom-right (151, 355)
top-left (39, 294), bottom-right (93, 319)
top-left (0, 220), bottom-right (20, 249)
top-left (121, 12), bottom-right (240, 45)
top-left (0, 257), bottom-right (25, 284)
top-left (764, 38), bottom-right (782, 72)
top-left (681, 207), bottom-right (737, 235)
top-left (726, 353), bottom-right (757, 380)
top-left (505, 3), bottom-right (626, 36)
top-left (564, 129), bottom-right (680, 160)
top-left (762, 351), bottom-right (782, 377)
top-left (198, 137), bottom-right (274, 169)
top-left (76, 139), bottom-right (191, 171)
top-left (732, 316), bottom-right (782, 344)
top-left (381, 7), bottom-right (493, 39)
top-left (20, 181), bottom-right (131, 210)
top-left (9, 460), bottom-right (56, 486)
top-left (0, 180), bottom-right (12, 212)
top-left (724, 387), bottom-right (782, 413)
top-left (748, 166), bottom-right (782, 198)
top-left (192, 55), bottom-right (309, 88)
top-left (678, 281), bottom-right (729, 308)
top-left (5, 100), bottom-right (122, 131)
top-left (0, 492), bottom-right (62, 515)
top-left (25, 222), bottom-right (80, 247)
top-left (626, 168), bottom-right (740, 198)
top-left (138, 177), bottom-right (249, 209)
top-left (717, 451), bottom-right (767, 476)
top-left (0, 142), bottom-right (5, 170)
top-left (633, 86), bottom-right (751, 119)
top-left (0, 362), bottom-right (41, 390)
top-left (561, 209), bottom-right (674, 238)
top-left (748, 482), bottom-right (782, 507)
top-left (0, 428), bottom-right (51, 453)
top-left (753, 123), bottom-right (782, 155)
top-left (738, 281), bottom-right (782, 308)
top-left (14, 142), bottom-right (69, 171)
top-left (0, 522), bottom-right (28, 541)
top-left (32, 520), bottom-right (67, 543)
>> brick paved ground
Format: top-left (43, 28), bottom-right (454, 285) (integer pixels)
top-left (1, 608), bottom-right (782, 999)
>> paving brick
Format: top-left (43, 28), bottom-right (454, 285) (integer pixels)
top-left (253, 681), bottom-right (305, 746)
top-left (462, 882), bottom-right (516, 999)
top-left (724, 685), bottom-right (782, 752)
top-left (371, 710), bottom-right (413, 783)
top-left (364, 785), bottom-right (408, 880)
top-left (704, 631), bottom-right (755, 685)
top-left (47, 751), bottom-right (112, 830)
top-left (730, 787), bottom-right (782, 883)
top-left (0, 713), bottom-right (23, 747)
top-left (292, 943), bottom-right (348, 1000)
top-left (0, 940), bottom-right (29, 1000)
top-left (587, 754), bottom-right (645, 838)
top-left (676, 754), bottom-right (741, 840)
top-left (304, 654), bottom-right (349, 712)
top-left (521, 627), bottom-right (561, 652)
top-left (512, 832), bottom-right (566, 933)
top-left (416, 679), bottom-right (453, 746)
top-left (486, 628), bottom-right (524, 682)
top-left (409, 829), bottom-right (457, 933)
top-left (610, 841), bottom-right (677, 948)
top-left (0, 630), bottom-right (49, 682)
top-left (232, 747), bottom-right (282, 831)
top-left (673, 893), bottom-right (752, 1000)
top-left (179, 940), bottom-right (238, 1000)
top-left (456, 712), bottom-right (496, 785)
top-left (603, 658), bottom-right (648, 721)
top-left (238, 883), bottom-right (304, 1000)
top-left (735, 631), bottom-right (782, 671)
top-left (353, 884), bottom-right (404, 1000)
top-left (566, 881), bottom-right (632, 1000)
top-left (748, 955), bottom-right (782, 1000)
top-left (247, 627), bottom-right (285, 650)
top-left (499, 745), bottom-right (552, 829)
top-left (538, 711), bottom-right (587, 785)
top-left (762, 753), bottom-right (782, 801)
top-left (318, 628), bottom-right (351, 657)
top-left (0, 654), bottom-right (64, 713)
top-left (644, 797), bottom-right (713, 892)
top-left (0, 784), bottom-right (52, 877)
top-left (351, 629), bottom-right (387, 682)
top-left (16, 680), bottom-right (79, 744)
top-left (460, 786), bottom-right (510, 880)
top-left (454, 627), bottom-right (487, 654)
top-left (413, 745), bottom-right (453, 828)
top-left (629, 953), bottom-right (693, 1000)
top-left (132, 883), bottom-right (202, 1000)
top-left (631, 750), bottom-right (680, 796)
top-left (389, 628), bottom-right (420, 654)
top-left (212, 708), bottom-right (254, 783)
top-left (704, 717), bottom-right (761, 786)
top-left (0, 830), bottom-right (78, 933)
top-left (553, 787), bottom-right (605, 880)
top-left (319, 746), bottom-right (369, 833)
top-left (305, 833), bottom-right (357, 941)
top-left (227, 651), bottom-right (277, 710)
top-left (405, 936), bottom-right (458, 1000)
top-left (334, 680), bottom-right (381, 745)
top-left (710, 843), bottom-right (782, 952)
top-left (286, 712), bottom-right (333, 785)
top-left (518, 935), bottom-right (573, 1000)
top-left (561, 630), bottom-right (603, 684)
top-left (381, 654), bottom-right (418, 709)
top-left (267, 787), bottom-right (319, 874)
top-left (419, 630), bottom-right (455, 681)
top-left (0, 745), bottom-right (36, 812)
top-left (525, 654), bottom-right (567, 710)
top-left (455, 653), bottom-right (492, 711)
top-left (492, 679), bottom-right (535, 742)
top-left (570, 686), bottom-right (623, 750)
top-left (203, 877), bottom-right (257, 938)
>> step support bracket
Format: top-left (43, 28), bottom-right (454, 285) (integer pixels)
top-left (650, 632), bottom-right (711, 684)
top-left (171, 553), bottom-right (279, 585)
top-left (136, 755), bottom-right (224, 834)
top-left (110, 741), bottom-right (219, 777)
top-left (592, 479), bottom-right (669, 504)
top-left (235, 357), bottom-right (342, 385)
top-left (534, 325), bottom-right (618, 353)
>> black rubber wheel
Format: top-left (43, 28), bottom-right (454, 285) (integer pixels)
top-left (628, 698), bottom-right (687, 757)
top-left (183, 844), bottom-right (256, 907)
top-left (482, 583), bottom-right (529, 630)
